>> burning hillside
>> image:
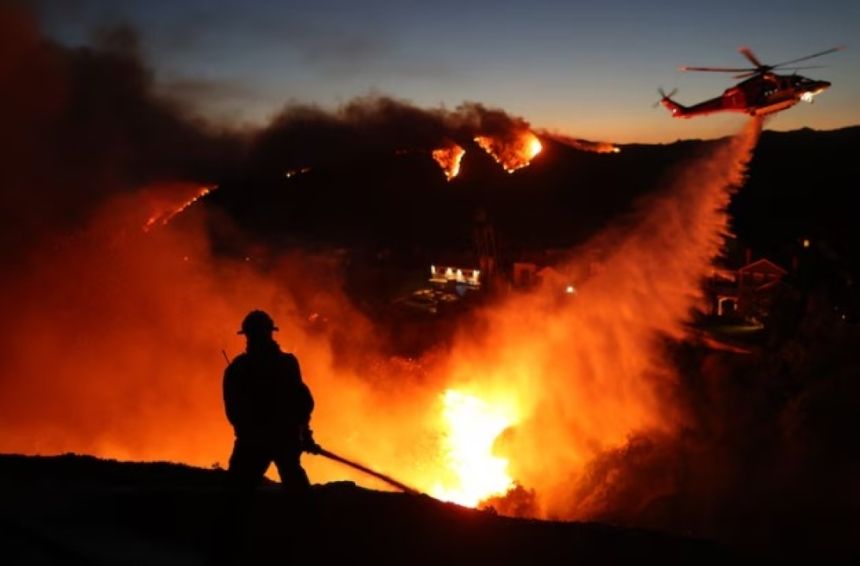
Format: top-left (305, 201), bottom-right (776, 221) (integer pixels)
top-left (249, 97), bottom-right (552, 182)
top-left (143, 183), bottom-right (216, 232)
top-left (474, 131), bottom-right (543, 173)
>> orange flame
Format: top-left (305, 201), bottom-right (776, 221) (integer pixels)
top-left (143, 183), bottom-right (214, 232)
top-left (474, 131), bottom-right (542, 173)
top-left (431, 144), bottom-right (466, 181)
top-left (430, 389), bottom-right (519, 506)
top-left (591, 142), bottom-right (620, 154)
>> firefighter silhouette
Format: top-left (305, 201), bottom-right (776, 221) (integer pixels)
top-left (223, 310), bottom-right (320, 490)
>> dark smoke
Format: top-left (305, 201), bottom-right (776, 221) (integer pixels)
top-left (249, 97), bottom-right (534, 174)
top-left (0, 3), bottom-right (241, 258)
top-left (2, 1), bottom-right (538, 253)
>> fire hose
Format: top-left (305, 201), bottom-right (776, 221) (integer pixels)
top-left (311, 446), bottom-right (422, 496)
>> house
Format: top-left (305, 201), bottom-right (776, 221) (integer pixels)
top-left (710, 258), bottom-right (789, 322)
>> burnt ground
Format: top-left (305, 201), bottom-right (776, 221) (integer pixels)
top-left (0, 453), bottom-right (733, 565)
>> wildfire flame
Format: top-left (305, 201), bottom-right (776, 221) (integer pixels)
top-left (431, 144), bottom-right (466, 181)
top-left (590, 142), bottom-right (620, 154)
top-left (474, 131), bottom-right (542, 173)
top-left (143, 184), bottom-right (214, 232)
top-left (431, 389), bottom-right (519, 507)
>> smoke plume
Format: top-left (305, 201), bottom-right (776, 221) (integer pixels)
top-left (0, 4), bottom-right (240, 258)
top-left (249, 97), bottom-right (539, 175)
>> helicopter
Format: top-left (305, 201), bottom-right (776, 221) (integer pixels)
top-left (659, 46), bottom-right (842, 118)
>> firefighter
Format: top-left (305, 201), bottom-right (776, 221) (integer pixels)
top-left (223, 309), bottom-right (320, 491)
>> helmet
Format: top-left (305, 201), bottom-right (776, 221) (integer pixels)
top-left (238, 310), bottom-right (279, 335)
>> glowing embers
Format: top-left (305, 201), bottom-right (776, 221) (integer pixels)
top-left (575, 141), bottom-right (620, 154)
top-left (143, 184), bottom-right (215, 232)
top-left (431, 144), bottom-right (466, 181)
top-left (285, 167), bottom-right (312, 178)
top-left (432, 390), bottom-right (518, 507)
top-left (474, 131), bottom-right (542, 174)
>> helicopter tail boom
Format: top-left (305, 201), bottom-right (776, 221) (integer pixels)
top-left (658, 89), bottom-right (688, 118)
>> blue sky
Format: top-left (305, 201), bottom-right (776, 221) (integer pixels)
top-left (34, 0), bottom-right (860, 142)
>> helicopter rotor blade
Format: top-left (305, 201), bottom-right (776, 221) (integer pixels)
top-left (731, 63), bottom-right (828, 79)
top-left (738, 46), bottom-right (765, 68)
top-left (679, 66), bottom-right (755, 73)
top-left (770, 46), bottom-right (844, 68)
top-left (777, 65), bottom-right (829, 72)
top-left (653, 88), bottom-right (678, 108)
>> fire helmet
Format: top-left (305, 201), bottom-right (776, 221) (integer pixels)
top-left (237, 310), bottom-right (279, 335)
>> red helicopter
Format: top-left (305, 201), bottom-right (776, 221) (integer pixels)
top-left (659, 46), bottom-right (841, 118)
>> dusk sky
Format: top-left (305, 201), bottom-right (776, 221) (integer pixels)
top-left (34, 0), bottom-right (860, 143)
